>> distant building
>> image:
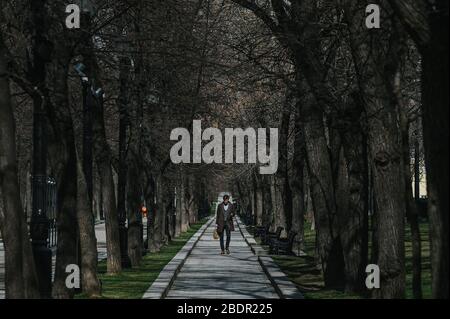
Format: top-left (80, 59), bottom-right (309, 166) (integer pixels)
top-left (413, 172), bottom-right (428, 199)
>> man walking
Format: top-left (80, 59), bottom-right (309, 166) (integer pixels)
top-left (216, 195), bottom-right (235, 255)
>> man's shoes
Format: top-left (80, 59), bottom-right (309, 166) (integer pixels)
top-left (226, 249), bottom-right (230, 255)
top-left (221, 251), bottom-right (225, 255)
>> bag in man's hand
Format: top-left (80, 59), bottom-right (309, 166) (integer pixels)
top-left (213, 229), bottom-right (219, 240)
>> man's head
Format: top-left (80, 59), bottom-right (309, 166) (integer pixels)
top-left (223, 195), bottom-right (230, 205)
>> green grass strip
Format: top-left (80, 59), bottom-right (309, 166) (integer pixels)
top-left (77, 218), bottom-right (208, 299)
top-left (248, 220), bottom-right (431, 299)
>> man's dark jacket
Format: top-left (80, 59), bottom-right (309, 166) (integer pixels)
top-left (216, 202), bottom-right (235, 233)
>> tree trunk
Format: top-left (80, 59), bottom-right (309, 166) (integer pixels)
top-left (186, 176), bottom-right (197, 225)
top-left (175, 182), bottom-right (182, 237)
top-left (388, 0), bottom-right (449, 299)
top-left (144, 175), bottom-right (155, 249)
top-left (344, 1), bottom-right (406, 298)
top-left (0, 36), bottom-right (39, 298)
top-left (278, 104), bottom-right (292, 234)
top-left (421, 39), bottom-right (449, 301)
top-left (181, 176), bottom-right (190, 233)
top-left (47, 51), bottom-right (78, 299)
top-left (339, 94), bottom-right (369, 294)
top-left (148, 174), bottom-right (164, 252)
top-left (51, 143), bottom-right (78, 299)
top-left (127, 159), bottom-right (143, 266)
top-left (92, 95), bottom-right (122, 274)
top-left (362, 62), bottom-right (406, 300)
top-left (80, 29), bottom-right (122, 273)
top-left (160, 179), bottom-right (170, 245)
top-left (128, 15), bottom-right (146, 261)
top-left (290, 110), bottom-right (306, 253)
top-left (296, 78), bottom-right (345, 288)
top-left (253, 174), bottom-right (263, 227)
top-left (76, 155), bottom-right (101, 297)
top-left (395, 70), bottom-right (423, 299)
top-left (401, 112), bottom-right (422, 299)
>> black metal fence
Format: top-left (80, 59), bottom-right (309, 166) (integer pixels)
top-left (30, 175), bottom-right (58, 248)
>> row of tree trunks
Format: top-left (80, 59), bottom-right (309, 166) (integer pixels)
top-left (231, 0), bottom-right (371, 292)
top-left (296, 79), bottom-right (345, 288)
top-left (72, 14), bottom-right (123, 275)
top-left (388, 0), bottom-right (449, 298)
top-left (293, 0), bottom-right (376, 291)
top-left (273, 102), bottom-right (292, 235)
top-left (45, 19), bottom-right (101, 297)
top-left (290, 1), bottom-right (346, 277)
top-left (421, 36), bottom-right (449, 299)
top-left (326, 88), bottom-right (370, 294)
top-left (91, 84), bottom-right (122, 274)
top-left (280, 0), bottom-right (347, 289)
top-left (399, 97), bottom-right (422, 299)
top-left (344, 1), bottom-right (406, 298)
top-left (0, 33), bottom-right (40, 299)
top-left (338, 94), bottom-right (369, 294)
top-left (47, 46), bottom-right (79, 299)
top-left (232, 0), bottom-right (409, 295)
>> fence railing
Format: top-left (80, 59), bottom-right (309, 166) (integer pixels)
top-left (30, 175), bottom-right (58, 248)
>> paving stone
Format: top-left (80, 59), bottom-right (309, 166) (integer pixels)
top-left (163, 219), bottom-right (278, 299)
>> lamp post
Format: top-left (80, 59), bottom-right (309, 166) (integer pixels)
top-left (78, 2), bottom-right (98, 219)
top-left (29, 0), bottom-right (52, 298)
top-left (30, 90), bottom-right (52, 298)
top-left (75, 62), bottom-right (94, 204)
top-left (30, 175), bottom-right (52, 298)
top-left (75, 62), bottom-right (94, 202)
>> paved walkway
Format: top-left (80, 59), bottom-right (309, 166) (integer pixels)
top-left (0, 222), bottom-right (107, 299)
top-left (165, 219), bottom-right (278, 299)
top-left (2, 218), bottom-right (298, 299)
